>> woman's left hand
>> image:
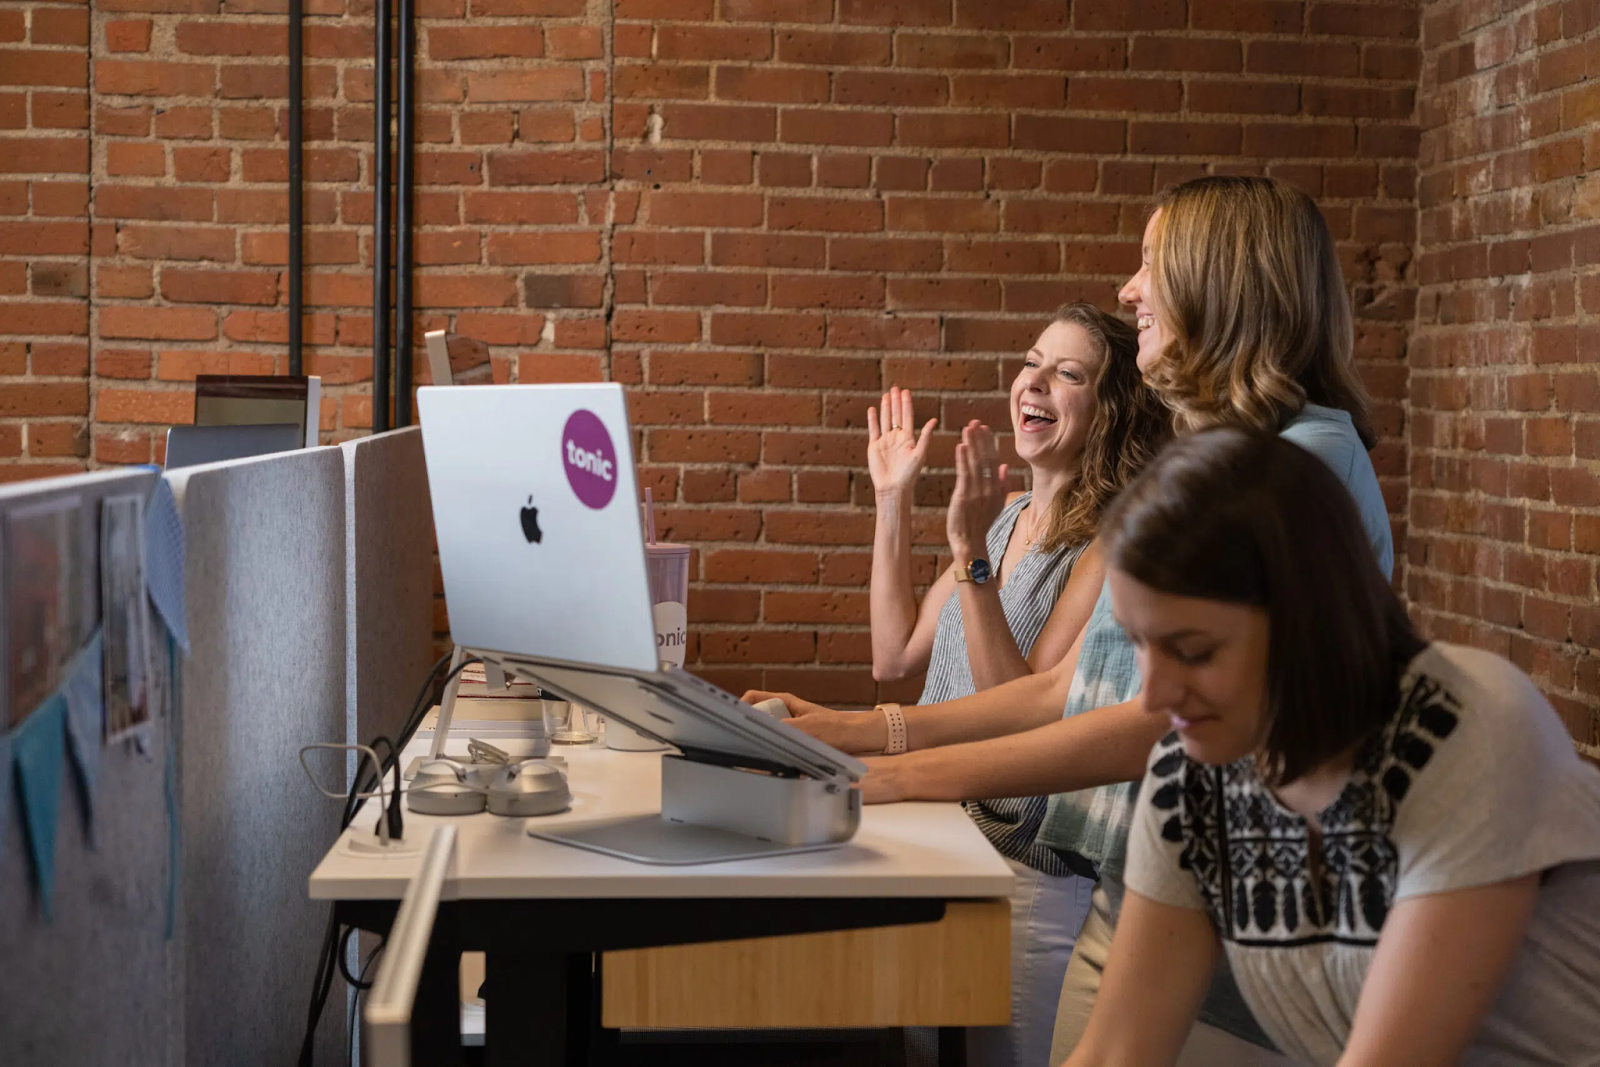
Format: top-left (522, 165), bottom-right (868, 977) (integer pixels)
top-left (947, 421), bottom-right (1009, 564)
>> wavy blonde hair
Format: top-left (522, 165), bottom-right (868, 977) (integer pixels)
top-left (1145, 176), bottom-right (1376, 447)
top-left (1035, 303), bottom-right (1172, 552)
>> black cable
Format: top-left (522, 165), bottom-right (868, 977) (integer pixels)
top-left (347, 936), bottom-right (387, 1067)
top-left (297, 909), bottom-right (341, 1067)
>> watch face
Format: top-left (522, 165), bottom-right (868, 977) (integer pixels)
top-left (969, 558), bottom-right (992, 584)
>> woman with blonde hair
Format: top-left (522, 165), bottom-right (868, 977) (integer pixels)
top-left (748, 175), bottom-right (1393, 1064)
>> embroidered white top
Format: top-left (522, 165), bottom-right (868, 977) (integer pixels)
top-left (1125, 642), bottom-right (1600, 1067)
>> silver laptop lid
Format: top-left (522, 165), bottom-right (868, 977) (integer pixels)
top-left (418, 383), bottom-right (865, 783)
top-left (418, 383), bottom-right (657, 674)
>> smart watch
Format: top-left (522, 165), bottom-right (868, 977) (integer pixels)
top-left (955, 558), bottom-right (993, 585)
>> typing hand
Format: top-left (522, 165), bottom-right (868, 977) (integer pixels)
top-left (866, 387), bottom-right (937, 500)
top-left (947, 421), bottom-right (1009, 564)
top-left (742, 691), bottom-right (888, 755)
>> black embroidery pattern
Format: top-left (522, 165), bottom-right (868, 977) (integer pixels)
top-left (1148, 671), bottom-right (1461, 948)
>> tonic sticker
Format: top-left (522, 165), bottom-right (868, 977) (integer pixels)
top-left (561, 409), bottom-right (618, 510)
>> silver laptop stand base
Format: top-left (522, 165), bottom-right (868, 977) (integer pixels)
top-left (532, 755), bottom-right (862, 865)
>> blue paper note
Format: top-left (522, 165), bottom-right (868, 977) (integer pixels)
top-left (143, 477), bottom-right (188, 652)
top-left (13, 695), bottom-right (67, 918)
top-left (62, 629), bottom-right (105, 838)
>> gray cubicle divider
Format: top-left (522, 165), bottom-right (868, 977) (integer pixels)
top-left (0, 468), bottom-right (177, 1067)
top-left (342, 426), bottom-right (436, 749)
top-left (169, 446), bottom-right (348, 1066)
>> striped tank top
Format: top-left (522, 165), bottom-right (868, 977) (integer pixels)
top-left (917, 493), bottom-right (1091, 876)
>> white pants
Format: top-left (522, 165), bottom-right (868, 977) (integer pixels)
top-left (911, 857), bottom-right (1094, 1067)
top-left (1049, 885), bottom-right (1294, 1067)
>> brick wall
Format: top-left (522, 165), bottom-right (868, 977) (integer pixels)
top-left (1412, 0), bottom-right (1600, 746)
top-left (80, 0), bottom-right (609, 468)
top-left (0, 1), bottom-right (93, 481)
top-left (611, 0), bottom-right (1419, 703)
top-left (3, 1), bottom-right (1432, 711)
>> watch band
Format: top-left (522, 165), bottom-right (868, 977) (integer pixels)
top-left (954, 562), bottom-right (972, 582)
top-left (878, 703), bottom-right (907, 755)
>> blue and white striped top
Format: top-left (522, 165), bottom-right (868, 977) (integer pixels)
top-left (917, 492), bottom-right (1092, 875)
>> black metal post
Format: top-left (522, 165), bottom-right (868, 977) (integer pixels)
top-left (372, 0), bottom-right (391, 434)
top-left (287, 0), bottom-right (302, 377)
top-left (394, 0), bottom-right (415, 427)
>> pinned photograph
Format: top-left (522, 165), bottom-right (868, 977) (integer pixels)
top-left (4, 496), bottom-right (81, 729)
top-left (101, 494), bottom-right (152, 742)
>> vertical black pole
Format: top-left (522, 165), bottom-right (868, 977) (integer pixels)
top-left (394, 0), bottom-right (415, 427)
top-left (287, 0), bottom-right (303, 377)
top-left (372, 0), bottom-right (391, 434)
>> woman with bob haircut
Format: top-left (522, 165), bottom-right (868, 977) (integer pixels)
top-left (1067, 428), bottom-right (1600, 1067)
top-left (851, 302), bottom-right (1172, 1067)
top-left (749, 175), bottom-right (1391, 1062)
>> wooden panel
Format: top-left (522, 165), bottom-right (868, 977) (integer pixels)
top-left (601, 899), bottom-right (1010, 1029)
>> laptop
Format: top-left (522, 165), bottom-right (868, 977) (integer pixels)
top-left (416, 384), bottom-right (865, 858)
top-left (164, 422), bottom-right (304, 470)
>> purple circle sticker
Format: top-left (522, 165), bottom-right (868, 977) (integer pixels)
top-left (561, 409), bottom-right (618, 510)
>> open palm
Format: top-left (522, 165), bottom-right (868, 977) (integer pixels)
top-left (867, 387), bottom-right (937, 497)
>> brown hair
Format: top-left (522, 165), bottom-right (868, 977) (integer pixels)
top-left (1100, 429), bottom-right (1423, 785)
top-left (1034, 302), bottom-right (1173, 551)
top-left (1145, 176), bottom-right (1377, 448)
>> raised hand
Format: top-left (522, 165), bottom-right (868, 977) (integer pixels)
top-left (948, 420), bottom-right (1009, 563)
top-left (866, 387), bottom-right (937, 499)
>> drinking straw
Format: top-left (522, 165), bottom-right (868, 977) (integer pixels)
top-left (644, 487), bottom-right (658, 544)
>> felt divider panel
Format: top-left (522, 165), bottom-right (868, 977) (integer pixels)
top-left (342, 427), bottom-right (435, 750)
top-left (169, 447), bottom-right (347, 1066)
top-left (0, 468), bottom-right (175, 1067)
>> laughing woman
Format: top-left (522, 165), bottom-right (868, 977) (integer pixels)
top-left (1070, 428), bottom-right (1600, 1067)
top-left (799, 302), bottom-right (1169, 1067)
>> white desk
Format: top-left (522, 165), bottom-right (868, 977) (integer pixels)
top-left (311, 740), bottom-right (1012, 901)
top-left (308, 737), bottom-right (1013, 1066)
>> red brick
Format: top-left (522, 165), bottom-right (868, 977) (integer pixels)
top-left (467, 69), bottom-right (584, 103)
top-left (107, 142), bottom-right (166, 177)
top-left (769, 195), bottom-right (882, 233)
top-left (719, 0), bottom-right (829, 21)
top-left (649, 190), bottom-right (764, 228)
top-left (616, 63), bottom-right (710, 100)
top-left (895, 112), bottom-right (1007, 148)
top-left (839, 0), bottom-right (948, 26)
top-left (659, 24), bottom-right (772, 61)
top-left (95, 60), bottom-right (214, 97)
top-left (96, 388), bottom-right (193, 425)
top-left (781, 108), bottom-right (893, 147)
top-left (834, 72), bottom-right (947, 107)
top-left (660, 103), bottom-right (776, 142)
top-left (0, 50), bottom-right (88, 88)
top-left (161, 269), bottom-right (281, 306)
top-left (780, 29), bottom-right (890, 66)
top-left (428, 26), bottom-right (543, 60)
top-left (0, 382), bottom-right (89, 417)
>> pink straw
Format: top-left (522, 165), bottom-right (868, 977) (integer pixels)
top-left (644, 487), bottom-right (658, 544)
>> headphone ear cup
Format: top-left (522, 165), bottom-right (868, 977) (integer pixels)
top-left (407, 759), bottom-right (489, 816)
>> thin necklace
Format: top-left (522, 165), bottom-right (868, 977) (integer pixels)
top-left (1021, 503), bottom-right (1038, 547)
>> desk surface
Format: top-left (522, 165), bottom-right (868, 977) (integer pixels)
top-left (309, 737), bottom-right (1013, 902)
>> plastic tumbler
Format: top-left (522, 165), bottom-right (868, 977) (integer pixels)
top-left (606, 542), bottom-right (691, 752)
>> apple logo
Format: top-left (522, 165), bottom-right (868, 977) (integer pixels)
top-left (519, 495), bottom-right (542, 544)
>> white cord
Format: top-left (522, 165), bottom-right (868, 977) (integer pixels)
top-left (298, 743), bottom-right (394, 845)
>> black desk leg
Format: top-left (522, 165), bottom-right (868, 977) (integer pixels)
top-left (485, 951), bottom-right (594, 1067)
top-left (411, 922), bottom-right (465, 1067)
top-left (938, 1026), bottom-right (967, 1067)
